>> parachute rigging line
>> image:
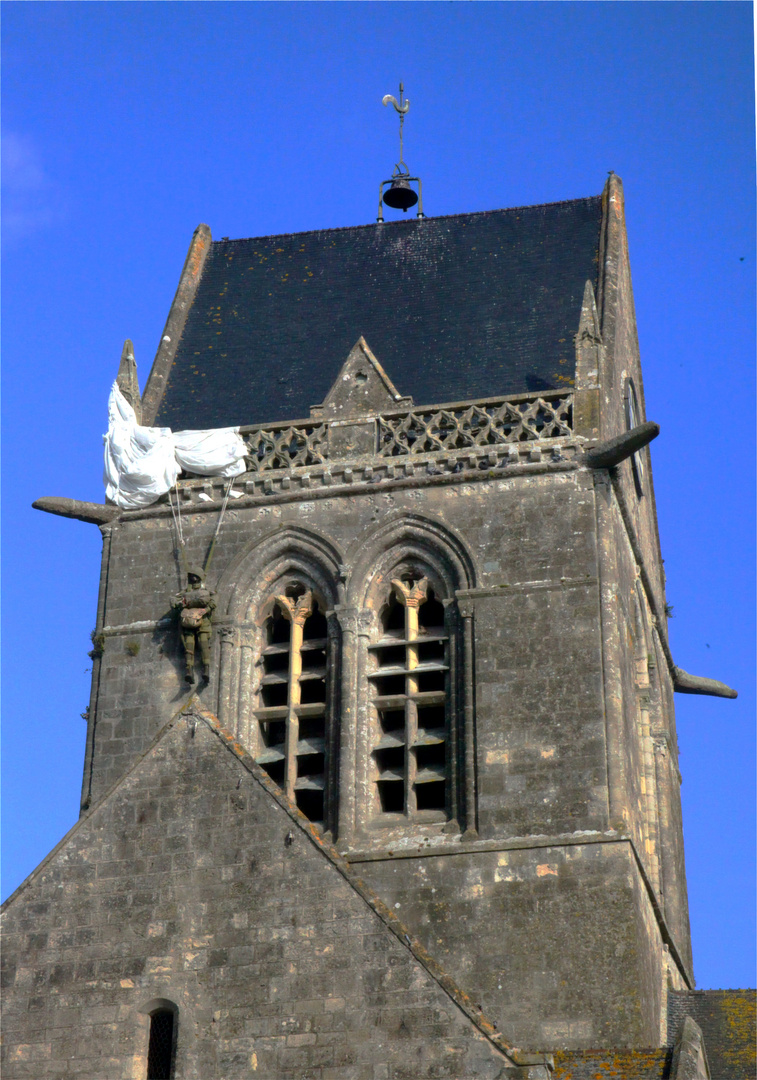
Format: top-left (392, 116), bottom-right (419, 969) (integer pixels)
top-left (169, 487), bottom-right (189, 579)
top-left (204, 477), bottom-right (236, 575)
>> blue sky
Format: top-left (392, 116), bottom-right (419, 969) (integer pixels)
top-left (2, 2), bottom-right (754, 990)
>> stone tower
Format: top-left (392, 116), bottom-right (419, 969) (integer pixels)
top-left (3, 175), bottom-right (746, 1080)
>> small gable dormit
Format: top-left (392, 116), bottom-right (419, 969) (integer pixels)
top-left (311, 337), bottom-right (412, 420)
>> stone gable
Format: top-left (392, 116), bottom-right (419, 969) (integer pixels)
top-left (1, 707), bottom-right (524, 1079)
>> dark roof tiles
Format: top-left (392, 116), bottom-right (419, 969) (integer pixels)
top-left (667, 989), bottom-right (756, 1080)
top-left (154, 196), bottom-right (603, 429)
top-left (549, 990), bottom-right (756, 1080)
top-left (552, 1049), bottom-right (671, 1079)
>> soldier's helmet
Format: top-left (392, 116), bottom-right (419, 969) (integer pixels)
top-left (186, 564), bottom-right (205, 583)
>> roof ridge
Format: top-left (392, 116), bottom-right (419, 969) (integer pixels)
top-left (212, 192), bottom-right (603, 247)
top-left (0, 691), bottom-right (200, 913)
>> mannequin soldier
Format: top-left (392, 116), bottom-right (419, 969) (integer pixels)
top-left (172, 565), bottom-right (216, 683)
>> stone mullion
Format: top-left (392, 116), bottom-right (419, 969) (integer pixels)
top-left (354, 612), bottom-right (374, 833)
top-left (639, 695), bottom-right (661, 893)
top-left (391, 578), bottom-right (428, 819)
top-left (284, 623), bottom-right (301, 804)
top-left (334, 606), bottom-right (361, 842)
top-left (277, 592), bottom-right (314, 805)
top-left (634, 598), bottom-right (661, 896)
top-left (653, 736), bottom-right (678, 933)
top-left (405, 604), bottom-right (419, 816)
top-left (636, 669), bottom-right (661, 894)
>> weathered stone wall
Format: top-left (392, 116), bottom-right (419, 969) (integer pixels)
top-left (462, 576), bottom-right (606, 839)
top-left (73, 454), bottom-right (689, 1051)
top-left (85, 467), bottom-right (606, 816)
top-left (14, 175), bottom-right (706, 1071)
top-left (597, 174), bottom-right (670, 673)
top-left (2, 716), bottom-right (515, 1080)
top-left (595, 173), bottom-right (692, 979)
top-left (74, 193), bottom-right (696, 1052)
top-left (356, 838), bottom-right (666, 1050)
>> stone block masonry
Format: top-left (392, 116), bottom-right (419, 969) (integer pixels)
top-left (2, 711), bottom-right (526, 1079)
top-left (72, 450), bottom-right (692, 1050)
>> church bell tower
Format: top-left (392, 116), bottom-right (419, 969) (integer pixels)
top-left (3, 171), bottom-right (742, 1079)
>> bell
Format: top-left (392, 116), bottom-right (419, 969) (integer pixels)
top-left (383, 177), bottom-right (418, 212)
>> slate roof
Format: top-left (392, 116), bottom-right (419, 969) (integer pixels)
top-left (153, 196), bottom-right (603, 429)
top-left (550, 991), bottom-right (757, 1079)
top-left (667, 989), bottom-right (756, 1079)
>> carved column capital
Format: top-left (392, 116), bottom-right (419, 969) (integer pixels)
top-left (391, 576), bottom-right (429, 609)
top-left (218, 625), bottom-right (240, 645)
top-left (275, 590), bottom-right (314, 627)
top-left (334, 606), bottom-right (374, 638)
top-left (357, 611), bottom-right (373, 637)
top-left (333, 605), bottom-right (358, 634)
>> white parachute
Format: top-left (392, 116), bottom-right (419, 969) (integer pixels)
top-left (103, 383), bottom-right (247, 509)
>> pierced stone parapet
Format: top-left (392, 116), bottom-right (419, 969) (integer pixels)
top-left (244, 421), bottom-right (329, 472)
top-left (239, 390), bottom-right (573, 473)
top-left (377, 392), bottom-right (572, 457)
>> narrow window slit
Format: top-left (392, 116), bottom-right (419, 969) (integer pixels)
top-left (296, 788), bottom-right (324, 822)
top-left (416, 669), bottom-right (446, 693)
top-left (417, 639), bottom-right (445, 663)
top-left (379, 708), bottom-right (405, 734)
top-left (147, 1009), bottom-right (175, 1080)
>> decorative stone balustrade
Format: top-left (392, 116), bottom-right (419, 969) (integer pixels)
top-left (240, 391), bottom-right (573, 474)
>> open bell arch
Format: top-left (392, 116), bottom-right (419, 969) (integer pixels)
top-left (344, 511), bottom-right (477, 607)
top-left (213, 525), bottom-right (343, 755)
top-left (334, 512), bottom-right (478, 841)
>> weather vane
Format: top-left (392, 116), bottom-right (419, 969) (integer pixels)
top-left (377, 81), bottom-right (424, 222)
top-left (382, 83), bottom-right (411, 174)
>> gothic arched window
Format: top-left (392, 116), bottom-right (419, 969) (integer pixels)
top-left (367, 573), bottom-right (453, 822)
top-left (254, 584), bottom-right (332, 828)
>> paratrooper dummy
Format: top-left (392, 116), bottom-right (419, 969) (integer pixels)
top-left (172, 565), bottom-right (216, 683)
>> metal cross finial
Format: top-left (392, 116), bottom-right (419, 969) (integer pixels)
top-left (382, 82), bottom-right (410, 173)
